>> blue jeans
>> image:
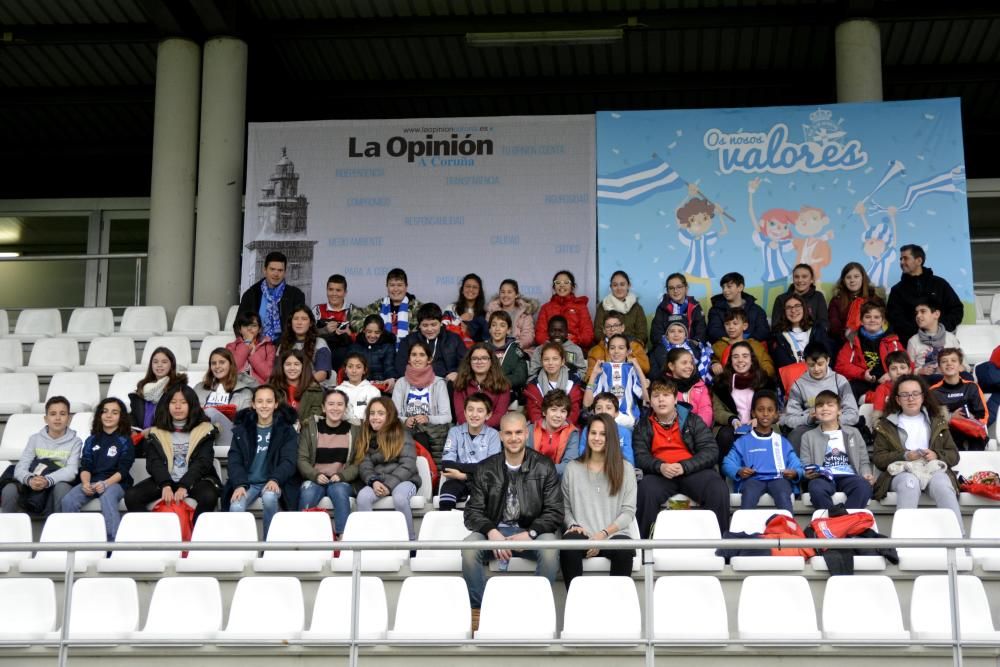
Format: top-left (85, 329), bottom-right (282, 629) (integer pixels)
top-left (229, 483), bottom-right (281, 537)
top-left (461, 525), bottom-right (559, 609)
top-left (298, 480), bottom-right (353, 535)
top-left (61, 482), bottom-right (126, 540)
top-left (740, 477), bottom-right (794, 513)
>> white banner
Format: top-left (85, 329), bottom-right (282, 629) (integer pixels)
top-left (242, 116), bottom-right (596, 312)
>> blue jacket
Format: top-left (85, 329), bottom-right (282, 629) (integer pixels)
top-left (722, 429), bottom-right (804, 493)
top-left (578, 423), bottom-right (635, 465)
top-left (80, 432), bottom-right (135, 488)
top-left (395, 329), bottom-right (466, 378)
top-left (226, 405), bottom-right (300, 509)
top-left (441, 423), bottom-right (502, 475)
top-left (347, 335), bottom-right (396, 381)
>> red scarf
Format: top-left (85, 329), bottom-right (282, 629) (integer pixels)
top-left (404, 364), bottom-right (436, 389)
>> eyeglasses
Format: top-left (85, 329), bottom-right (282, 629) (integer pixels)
top-left (604, 322), bottom-right (624, 330)
top-left (553, 280), bottom-right (572, 286)
top-left (784, 304), bottom-right (804, 311)
top-left (666, 284), bottom-right (686, 291)
top-left (897, 391), bottom-right (922, 400)
top-left (470, 356), bottom-right (491, 363)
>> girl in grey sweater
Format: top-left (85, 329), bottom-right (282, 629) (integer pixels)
top-left (560, 413), bottom-right (637, 588)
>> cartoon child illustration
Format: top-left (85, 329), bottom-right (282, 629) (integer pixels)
top-left (792, 206), bottom-right (834, 283)
top-left (676, 182), bottom-right (728, 299)
top-left (748, 177), bottom-right (795, 312)
top-left (854, 201), bottom-right (898, 290)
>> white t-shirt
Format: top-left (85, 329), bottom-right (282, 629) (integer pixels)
top-left (898, 413), bottom-right (930, 451)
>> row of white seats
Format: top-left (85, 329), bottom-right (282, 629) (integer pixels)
top-left (2, 572), bottom-right (998, 644)
top-left (974, 293), bottom-right (1000, 326)
top-left (0, 333), bottom-right (234, 380)
top-left (1, 306), bottom-right (238, 343)
top-left (2, 507), bottom-right (999, 576)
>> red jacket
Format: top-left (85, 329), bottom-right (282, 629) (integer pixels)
top-left (834, 332), bottom-right (906, 382)
top-left (523, 379), bottom-right (583, 425)
top-left (535, 294), bottom-right (594, 349)
top-left (226, 336), bottom-right (276, 385)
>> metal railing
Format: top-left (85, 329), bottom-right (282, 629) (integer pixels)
top-left (0, 252), bottom-right (148, 307)
top-left (0, 536), bottom-right (997, 667)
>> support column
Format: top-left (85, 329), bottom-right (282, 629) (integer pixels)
top-left (835, 19), bottom-right (883, 103)
top-left (146, 38), bottom-right (201, 318)
top-left (193, 37), bottom-right (248, 317)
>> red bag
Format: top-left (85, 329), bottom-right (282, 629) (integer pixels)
top-left (212, 404), bottom-right (237, 421)
top-left (779, 362), bottom-right (808, 397)
top-left (414, 441), bottom-right (440, 490)
top-left (809, 512), bottom-right (875, 539)
top-left (302, 507), bottom-right (340, 557)
top-left (152, 500), bottom-right (195, 556)
top-left (960, 483), bottom-right (1000, 501)
top-left (762, 514), bottom-right (815, 559)
top-left (950, 413), bottom-right (988, 440)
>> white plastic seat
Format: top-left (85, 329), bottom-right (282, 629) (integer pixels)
top-left (69, 411), bottom-right (94, 439)
top-left (187, 334), bottom-right (235, 374)
top-left (0, 374), bottom-right (40, 415)
top-left (97, 512), bottom-right (182, 572)
top-left (0, 513), bottom-right (33, 569)
top-left (32, 371), bottom-right (99, 413)
top-left (970, 508), bottom-right (1000, 570)
top-left (956, 324), bottom-right (1000, 368)
top-left (137, 577), bottom-right (223, 640)
top-left (0, 308), bottom-right (8, 335)
top-left (822, 575), bottom-right (908, 641)
top-left (331, 510), bottom-right (409, 572)
top-left (738, 575), bottom-right (821, 640)
top-left (475, 576), bottom-right (557, 641)
top-left (175, 511), bottom-right (258, 572)
top-left (61, 578), bottom-right (139, 640)
top-left (808, 508), bottom-right (885, 571)
top-left (253, 510), bottom-right (334, 573)
top-left (367, 456), bottom-right (431, 510)
top-left (652, 509), bottom-right (725, 571)
top-left (171, 305), bottom-right (221, 339)
top-left (910, 575), bottom-right (1000, 641)
top-left (25, 337), bottom-right (80, 375)
top-left (0, 578), bottom-right (56, 639)
top-left (10, 308), bottom-right (62, 342)
top-left (79, 336), bottom-right (136, 374)
top-left (133, 336), bottom-right (192, 372)
top-left (19, 513), bottom-right (107, 573)
top-left (107, 371), bottom-right (144, 404)
top-left (409, 509), bottom-right (470, 572)
top-left (218, 577), bottom-right (304, 641)
top-left (953, 451), bottom-right (1000, 505)
top-left (301, 577), bottom-right (388, 641)
top-left (991, 294), bottom-right (1000, 325)
top-left (0, 338), bottom-right (23, 371)
top-left (116, 306), bottom-right (168, 340)
top-left (562, 576), bottom-right (641, 641)
top-left (652, 576), bottom-right (728, 641)
top-left (219, 305), bottom-right (239, 335)
top-left (388, 576), bottom-right (471, 641)
top-left (60, 307), bottom-right (114, 341)
top-left (891, 508), bottom-right (973, 571)
top-left (0, 412), bottom-right (45, 459)
top-left (728, 509), bottom-right (805, 571)
top-left (583, 518), bottom-right (641, 572)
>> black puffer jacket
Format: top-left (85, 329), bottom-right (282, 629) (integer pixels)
top-left (632, 404), bottom-right (718, 477)
top-left (463, 448), bottom-right (563, 536)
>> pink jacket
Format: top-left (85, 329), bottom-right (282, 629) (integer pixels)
top-left (679, 380), bottom-right (713, 428)
top-left (485, 295), bottom-right (539, 352)
top-left (226, 336), bottom-right (276, 385)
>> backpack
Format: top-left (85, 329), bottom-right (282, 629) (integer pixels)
top-left (762, 514), bottom-right (815, 558)
top-left (413, 440), bottom-right (440, 490)
top-left (809, 512), bottom-right (875, 539)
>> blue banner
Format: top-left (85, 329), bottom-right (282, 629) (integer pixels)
top-left (596, 98), bottom-right (972, 319)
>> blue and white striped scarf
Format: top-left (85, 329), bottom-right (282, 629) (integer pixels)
top-left (380, 296), bottom-right (410, 351)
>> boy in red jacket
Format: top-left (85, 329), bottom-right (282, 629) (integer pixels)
top-left (834, 301), bottom-right (905, 401)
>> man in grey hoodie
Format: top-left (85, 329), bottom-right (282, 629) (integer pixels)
top-left (779, 343), bottom-right (859, 453)
top-left (1, 396), bottom-right (83, 516)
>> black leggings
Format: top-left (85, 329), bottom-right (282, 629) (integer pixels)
top-left (124, 478), bottom-right (220, 518)
top-left (559, 530), bottom-right (634, 590)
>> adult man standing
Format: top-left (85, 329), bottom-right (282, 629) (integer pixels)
top-left (886, 244), bottom-right (964, 344)
top-left (238, 251), bottom-right (307, 341)
top-left (462, 411), bottom-right (563, 630)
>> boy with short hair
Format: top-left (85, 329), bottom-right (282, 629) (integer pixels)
top-left (529, 315), bottom-right (586, 378)
top-left (394, 302), bottom-right (466, 381)
top-left (931, 348), bottom-right (989, 451)
top-left (834, 300), bottom-right (906, 400)
top-left (650, 314), bottom-right (713, 383)
top-left (350, 267), bottom-right (422, 350)
top-left (867, 350), bottom-right (912, 420)
top-left (799, 390), bottom-right (874, 509)
top-left (578, 391), bottom-right (635, 465)
top-left (706, 272), bottom-right (770, 343)
top-left (313, 274), bottom-right (356, 371)
top-left (907, 297), bottom-right (961, 379)
top-left (722, 389), bottom-right (802, 512)
top-left (0, 396), bottom-right (82, 516)
top-left (526, 389), bottom-right (580, 477)
top-left (709, 307), bottom-right (776, 378)
top-left (779, 342), bottom-right (859, 451)
top-left (439, 393), bottom-right (501, 511)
